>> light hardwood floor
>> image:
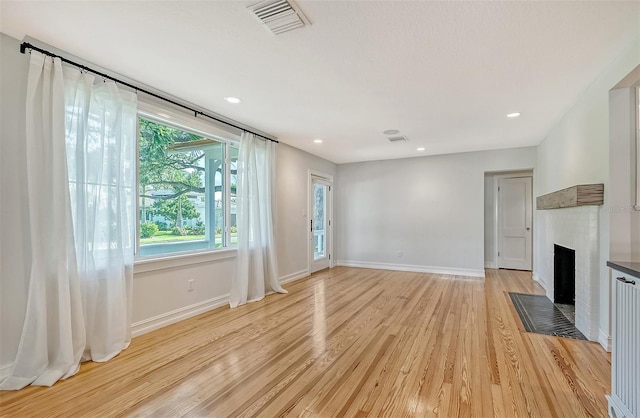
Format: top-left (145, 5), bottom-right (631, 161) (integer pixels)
top-left (0, 267), bottom-right (610, 417)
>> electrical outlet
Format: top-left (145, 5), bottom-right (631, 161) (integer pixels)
top-left (397, 251), bottom-right (403, 258)
top-left (187, 279), bottom-right (194, 291)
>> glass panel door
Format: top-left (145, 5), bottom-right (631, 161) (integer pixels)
top-left (310, 176), bottom-right (331, 273)
top-left (313, 182), bottom-right (327, 260)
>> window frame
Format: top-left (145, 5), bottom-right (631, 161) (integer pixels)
top-left (135, 101), bottom-right (241, 260)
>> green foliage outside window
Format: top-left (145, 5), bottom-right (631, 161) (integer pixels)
top-left (140, 222), bottom-right (159, 238)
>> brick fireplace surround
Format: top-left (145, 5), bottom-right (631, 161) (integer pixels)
top-left (534, 184), bottom-right (604, 342)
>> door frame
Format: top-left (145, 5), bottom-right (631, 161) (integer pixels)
top-left (308, 170), bottom-right (334, 274)
top-left (490, 171), bottom-right (534, 270)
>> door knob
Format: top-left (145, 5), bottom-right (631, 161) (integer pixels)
top-left (526, 227), bottom-right (530, 231)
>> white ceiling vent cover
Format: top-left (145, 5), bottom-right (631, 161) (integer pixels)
top-left (248, 0), bottom-right (311, 35)
top-left (388, 136), bottom-right (408, 143)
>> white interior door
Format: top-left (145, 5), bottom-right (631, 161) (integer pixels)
top-left (310, 176), bottom-right (331, 273)
top-left (498, 176), bottom-right (532, 270)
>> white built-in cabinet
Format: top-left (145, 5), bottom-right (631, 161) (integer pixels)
top-left (607, 262), bottom-right (640, 418)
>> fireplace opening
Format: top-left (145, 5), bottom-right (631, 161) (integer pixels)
top-left (554, 244), bottom-right (575, 305)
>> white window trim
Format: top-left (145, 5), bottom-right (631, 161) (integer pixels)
top-left (138, 101), bottom-right (242, 143)
top-left (134, 248), bottom-right (237, 273)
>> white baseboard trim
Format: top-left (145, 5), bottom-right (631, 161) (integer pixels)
top-left (132, 269), bottom-right (310, 338)
top-left (131, 294), bottom-right (229, 337)
top-left (485, 261), bottom-right (497, 269)
top-left (0, 362), bottom-right (12, 380)
top-left (336, 260), bottom-right (485, 278)
top-left (280, 269), bottom-right (310, 285)
top-left (598, 328), bottom-right (612, 352)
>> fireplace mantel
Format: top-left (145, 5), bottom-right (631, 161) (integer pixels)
top-left (536, 184), bottom-right (604, 210)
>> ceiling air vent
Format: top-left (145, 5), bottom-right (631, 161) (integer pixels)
top-left (248, 0), bottom-right (310, 35)
top-left (388, 136), bottom-right (408, 143)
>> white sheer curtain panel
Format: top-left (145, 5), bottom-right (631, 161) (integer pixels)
top-left (0, 52), bottom-right (86, 390)
top-left (229, 132), bottom-right (286, 308)
top-left (64, 68), bottom-right (136, 362)
top-left (1, 53), bottom-right (137, 391)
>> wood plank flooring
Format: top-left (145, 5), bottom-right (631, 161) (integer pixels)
top-left (0, 267), bottom-right (611, 417)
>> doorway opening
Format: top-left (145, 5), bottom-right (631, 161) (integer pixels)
top-left (309, 171), bottom-right (333, 273)
top-left (484, 170), bottom-right (534, 271)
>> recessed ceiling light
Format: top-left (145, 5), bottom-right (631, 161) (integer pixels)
top-left (416, 147), bottom-right (425, 151)
top-left (383, 129), bottom-right (399, 135)
top-left (313, 139), bottom-right (323, 144)
top-left (506, 112), bottom-right (521, 118)
top-left (224, 97), bottom-right (242, 104)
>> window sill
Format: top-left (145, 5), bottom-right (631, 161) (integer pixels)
top-left (134, 248), bottom-right (237, 274)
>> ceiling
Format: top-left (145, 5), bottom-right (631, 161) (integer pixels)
top-left (1, 1), bottom-right (638, 164)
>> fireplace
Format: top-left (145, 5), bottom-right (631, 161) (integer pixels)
top-left (536, 207), bottom-right (601, 342)
top-left (536, 189), bottom-right (603, 344)
top-left (554, 244), bottom-right (576, 305)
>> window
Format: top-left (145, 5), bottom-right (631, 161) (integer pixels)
top-left (137, 109), bottom-right (239, 257)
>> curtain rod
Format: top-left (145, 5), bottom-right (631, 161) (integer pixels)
top-left (19, 42), bottom-right (278, 144)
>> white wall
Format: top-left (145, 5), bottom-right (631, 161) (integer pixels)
top-left (276, 143), bottom-right (336, 281)
top-left (0, 33), bottom-right (336, 372)
top-left (610, 83), bottom-right (639, 262)
top-left (130, 252), bottom-right (237, 336)
top-left (534, 37), bottom-right (639, 349)
top-left (0, 33), bottom-right (30, 375)
top-left (336, 147), bottom-right (536, 276)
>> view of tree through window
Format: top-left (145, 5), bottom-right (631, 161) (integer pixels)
top-left (138, 117), bottom-right (236, 256)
